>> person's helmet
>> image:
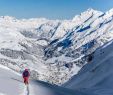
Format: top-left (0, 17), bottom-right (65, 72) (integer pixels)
top-left (25, 69), bottom-right (28, 71)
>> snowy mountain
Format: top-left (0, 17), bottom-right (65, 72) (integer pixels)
top-left (0, 8), bottom-right (113, 85)
top-left (0, 64), bottom-right (76, 95)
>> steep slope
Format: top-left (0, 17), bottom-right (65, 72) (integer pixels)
top-left (0, 64), bottom-right (84, 95)
top-left (0, 65), bottom-right (24, 95)
top-left (63, 40), bottom-right (113, 95)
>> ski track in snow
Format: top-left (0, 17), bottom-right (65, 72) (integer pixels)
top-left (26, 85), bottom-right (30, 95)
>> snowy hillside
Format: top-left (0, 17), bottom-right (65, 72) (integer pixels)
top-left (0, 65), bottom-right (24, 95)
top-left (0, 8), bottom-right (113, 85)
top-left (0, 64), bottom-right (82, 95)
top-left (63, 40), bottom-right (113, 95)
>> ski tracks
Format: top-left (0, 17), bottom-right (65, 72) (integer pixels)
top-left (26, 85), bottom-right (30, 95)
top-left (23, 85), bottom-right (30, 95)
top-left (24, 85), bottom-right (30, 95)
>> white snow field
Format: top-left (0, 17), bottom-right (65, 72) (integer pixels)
top-left (0, 65), bottom-right (24, 95)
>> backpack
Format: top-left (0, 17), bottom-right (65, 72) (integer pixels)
top-left (23, 71), bottom-right (29, 77)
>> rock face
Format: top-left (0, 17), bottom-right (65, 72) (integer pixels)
top-left (0, 8), bottom-right (113, 85)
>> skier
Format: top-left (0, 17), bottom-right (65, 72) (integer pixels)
top-left (22, 69), bottom-right (30, 85)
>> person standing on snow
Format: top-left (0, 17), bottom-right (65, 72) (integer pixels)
top-left (22, 69), bottom-right (30, 85)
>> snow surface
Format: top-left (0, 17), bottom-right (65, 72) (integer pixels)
top-left (0, 65), bottom-right (24, 95)
top-left (0, 64), bottom-right (83, 95)
top-left (63, 40), bottom-right (113, 95)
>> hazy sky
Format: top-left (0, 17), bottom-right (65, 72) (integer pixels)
top-left (0, 0), bottom-right (113, 19)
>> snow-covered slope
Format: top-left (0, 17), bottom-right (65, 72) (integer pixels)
top-left (0, 8), bottom-right (113, 85)
top-left (0, 65), bottom-right (24, 95)
top-left (0, 64), bottom-right (83, 95)
top-left (63, 40), bottom-right (113, 95)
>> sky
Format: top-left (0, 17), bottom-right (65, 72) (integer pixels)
top-left (0, 0), bottom-right (113, 19)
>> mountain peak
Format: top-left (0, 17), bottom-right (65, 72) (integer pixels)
top-left (86, 8), bottom-right (99, 13)
top-left (105, 8), bottom-right (113, 18)
top-left (108, 8), bottom-right (113, 13)
top-left (82, 8), bottom-right (102, 15)
top-left (106, 8), bottom-right (113, 16)
top-left (72, 8), bottom-right (102, 22)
